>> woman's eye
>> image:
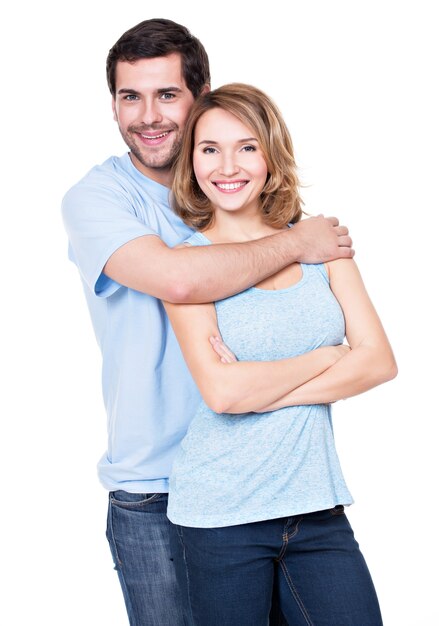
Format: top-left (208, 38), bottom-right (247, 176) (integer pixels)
top-left (203, 147), bottom-right (217, 154)
top-left (242, 145), bottom-right (256, 152)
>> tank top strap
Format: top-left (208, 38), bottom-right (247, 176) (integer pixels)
top-left (304, 262), bottom-right (330, 284)
top-left (184, 231), bottom-right (212, 247)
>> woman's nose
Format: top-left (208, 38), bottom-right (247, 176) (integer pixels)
top-left (218, 153), bottom-right (239, 177)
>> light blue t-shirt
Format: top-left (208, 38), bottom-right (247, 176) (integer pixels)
top-left (167, 231), bottom-right (353, 528)
top-left (62, 153), bottom-right (200, 492)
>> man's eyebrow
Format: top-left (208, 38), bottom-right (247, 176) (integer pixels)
top-left (116, 87), bottom-right (183, 96)
top-left (117, 88), bottom-right (141, 96)
top-left (157, 87), bottom-right (183, 94)
top-left (197, 138), bottom-right (258, 146)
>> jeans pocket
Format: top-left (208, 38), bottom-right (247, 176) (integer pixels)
top-left (109, 490), bottom-right (164, 510)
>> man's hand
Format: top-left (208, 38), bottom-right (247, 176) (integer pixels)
top-left (209, 336), bottom-right (238, 364)
top-left (292, 215), bottom-right (354, 264)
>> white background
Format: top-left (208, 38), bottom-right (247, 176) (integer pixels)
top-left (1, 1), bottom-right (438, 624)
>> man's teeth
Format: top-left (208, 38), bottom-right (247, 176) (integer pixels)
top-left (216, 182), bottom-right (246, 190)
top-left (141, 131), bottom-right (170, 139)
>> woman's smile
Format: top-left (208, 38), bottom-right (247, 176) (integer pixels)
top-left (193, 108), bottom-right (268, 216)
top-left (212, 180), bottom-right (249, 192)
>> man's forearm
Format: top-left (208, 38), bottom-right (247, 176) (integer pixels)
top-left (104, 216), bottom-right (352, 302)
top-left (171, 217), bottom-right (353, 303)
top-left (171, 233), bottom-right (298, 303)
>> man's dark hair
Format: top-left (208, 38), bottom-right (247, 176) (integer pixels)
top-left (106, 18), bottom-right (210, 98)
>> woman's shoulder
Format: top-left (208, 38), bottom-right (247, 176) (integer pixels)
top-left (325, 258), bottom-right (358, 282)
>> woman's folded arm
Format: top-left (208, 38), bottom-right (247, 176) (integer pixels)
top-left (163, 299), bottom-right (348, 414)
top-left (255, 259), bottom-right (397, 412)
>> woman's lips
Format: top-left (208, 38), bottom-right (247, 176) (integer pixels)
top-left (212, 181), bottom-right (248, 193)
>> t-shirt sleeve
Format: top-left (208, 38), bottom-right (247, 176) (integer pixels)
top-left (62, 176), bottom-right (158, 298)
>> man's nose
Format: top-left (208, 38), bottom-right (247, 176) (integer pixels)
top-left (140, 99), bottom-right (163, 126)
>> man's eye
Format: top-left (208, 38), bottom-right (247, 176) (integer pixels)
top-left (124, 94), bottom-right (139, 101)
top-left (160, 93), bottom-right (176, 100)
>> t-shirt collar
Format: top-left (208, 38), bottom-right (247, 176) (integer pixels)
top-left (122, 152), bottom-right (171, 203)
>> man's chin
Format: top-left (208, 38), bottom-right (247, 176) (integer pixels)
top-left (130, 149), bottom-right (175, 172)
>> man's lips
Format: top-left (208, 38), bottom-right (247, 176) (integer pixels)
top-left (135, 130), bottom-right (173, 146)
top-left (212, 180), bottom-right (249, 193)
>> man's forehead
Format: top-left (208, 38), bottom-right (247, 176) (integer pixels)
top-left (114, 53), bottom-right (186, 91)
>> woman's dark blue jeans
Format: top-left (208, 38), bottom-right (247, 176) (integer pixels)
top-left (171, 507), bottom-right (383, 626)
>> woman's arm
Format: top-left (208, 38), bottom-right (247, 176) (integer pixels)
top-left (163, 300), bottom-right (349, 414)
top-left (255, 259), bottom-right (397, 412)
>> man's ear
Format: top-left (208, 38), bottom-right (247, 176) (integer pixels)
top-left (111, 98), bottom-right (117, 121)
top-left (200, 84), bottom-right (210, 95)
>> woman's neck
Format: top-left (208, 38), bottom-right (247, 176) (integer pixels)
top-left (202, 210), bottom-right (284, 244)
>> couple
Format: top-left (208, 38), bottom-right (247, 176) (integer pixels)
top-left (62, 18), bottom-right (396, 626)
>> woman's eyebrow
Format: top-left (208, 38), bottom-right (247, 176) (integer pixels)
top-left (197, 138), bottom-right (258, 146)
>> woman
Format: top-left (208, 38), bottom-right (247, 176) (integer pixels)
top-left (164, 83), bottom-right (397, 625)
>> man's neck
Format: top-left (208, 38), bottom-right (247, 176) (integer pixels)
top-left (129, 152), bottom-right (173, 188)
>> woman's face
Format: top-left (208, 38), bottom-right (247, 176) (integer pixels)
top-left (192, 108), bottom-right (268, 218)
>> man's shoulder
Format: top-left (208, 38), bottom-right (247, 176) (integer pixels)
top-left (62, 153), bottom-right (150, 211)
top-left (61, 154), bottom-right (140, 226)
top-left (67, 154), bottom-right (131, 192)
top-left (61, 153), bottom-right (171, 231)
top-left (63, 153), bottom-right (166, 204)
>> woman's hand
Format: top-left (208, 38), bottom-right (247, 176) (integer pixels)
top-left (209, 336), bottom-right (238, 363)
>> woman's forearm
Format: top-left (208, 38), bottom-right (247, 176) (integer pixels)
top-left (205, 345), bottom-right (348, 414)
top-left (256, 343), bottom-right (397, 412)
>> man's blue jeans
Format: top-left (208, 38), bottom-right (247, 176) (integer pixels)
top-left (171, 506), bottom-right (383, 626)
top-left (106, 491), bottom-right (288, 626)
top-left (106, 491), bottom-right (191, 626)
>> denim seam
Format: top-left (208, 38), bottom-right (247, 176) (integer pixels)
top-left (279, 559), bottom-right (315, 626)
top-left (277, 516), bottom-right (303, 561)
top-left (175, 527), bottom-right (195, 626)
top-left (107, 499), bottom-right (122, 567)
top-left (106, 500), bottom-right (139, 625)
top-left (109, 492), bottom-right (162, 509)
top-left (286, 515), bottom-right (304, 541)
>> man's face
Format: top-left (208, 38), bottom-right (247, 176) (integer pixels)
top-left (112, 53), bottom-right (197, 185)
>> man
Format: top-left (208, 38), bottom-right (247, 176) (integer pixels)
top-left (62, 18), bottom-right (353, 626)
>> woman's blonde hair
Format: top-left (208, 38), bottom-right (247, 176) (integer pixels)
top-left (172, 83), bottom-right (303, 230)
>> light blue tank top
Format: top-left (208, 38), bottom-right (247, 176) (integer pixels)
top-left (167, 231), bottom-right (353, 528)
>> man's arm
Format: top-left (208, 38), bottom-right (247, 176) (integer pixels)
top-left (104, 216), bottom-right (353, 303)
